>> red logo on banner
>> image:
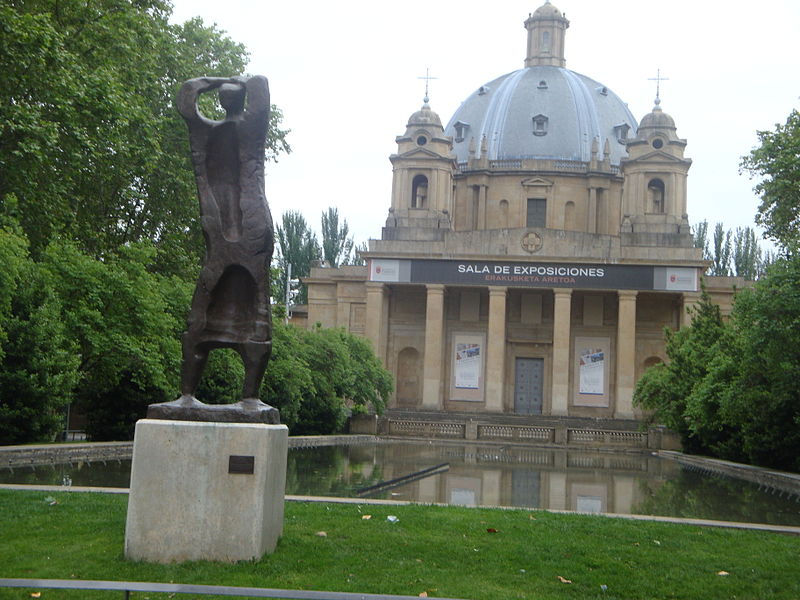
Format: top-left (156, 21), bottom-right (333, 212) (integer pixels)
top-left (670, 274), bottom-right (677, 282)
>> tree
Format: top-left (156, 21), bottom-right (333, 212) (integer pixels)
top-left (320, 207), bottom-right (354, 267)
top-left (741, 109), bottom-right (800, 251)
top-left (694, 221), bottom-right (769, 280)
top-left (692, 220), bottom-right (710, 261)
top-left (275, 211), bottom-right (320, 305)
top-left (712, 255), bottom-right (800, 470)
top-left (709, 223), bottom-right (732, 276)
top-left (352, 241), bottom-right (369, 266)
top-left (0, 225), bottom-right (80, 444)
top-left (636, 258), bottom-right (800, 472)
top-left (0, 1), bottom-right (289, 277)
top-left (731, 227), bottom-right (763, 280)
top-left (40, 242), bottom-right (187, 440)
top-left (633, 289), bottom-right (728, 455)
top-left (262, 323), bottom-right (392, 435)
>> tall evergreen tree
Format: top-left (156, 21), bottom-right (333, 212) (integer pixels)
top-left (692, 220), bottom-right (710, 261)
top-left (275, 211), bottom-right (320, 305)
top-left (731, 227), bottom-right (762, 281)
top-left (320, 207), bottom-right (354, 267)
top-left (709, 223), bottom-right (732, 276)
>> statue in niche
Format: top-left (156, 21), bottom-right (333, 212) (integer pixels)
top-left (148, 76), bottom-right (279, 424)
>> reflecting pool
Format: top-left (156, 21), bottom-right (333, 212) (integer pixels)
top-left (2, 441), bottom-right (799, 526)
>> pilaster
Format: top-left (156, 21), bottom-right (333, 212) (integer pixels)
top-left (615, 290), bottom-right (638, 419)
top-left (681, 291), bottom-right (701, 328)
top-left (365, 282), bottom-right (387, 364)
top-left (551, 289), bottom-right (572, 416)
top-left (485, 287), bottom-right (507, 411)
top-left (422, 284), bottom-right (446, 409)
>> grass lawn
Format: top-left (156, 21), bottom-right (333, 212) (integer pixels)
top-left (0, 489), bottom-right (798, 599)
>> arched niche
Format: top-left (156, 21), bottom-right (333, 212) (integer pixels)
top-left (396, 347), bottom-right (421, 406)
top-left (647, 178), bottom-right (665, 214)
top-left (564, 200), bottom-right (576, 231)
top-left (411, 174), bottom-right (428, 209)
top-left (499, 199), bottom-right (509, 228)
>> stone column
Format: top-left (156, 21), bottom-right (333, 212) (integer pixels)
top-left (422, 284), bottom-right (445, 409)
top-left (365, 282), bottom-right (387, 364)
top-left (485, 287), bottom-right (507, 412)
top-left (681, 291), bottom-right (701, 328)
top-left (587, 187), bottom-right (597, 234)
top-left (615, 290), bottom-right (638, 419)
top-left (551, 289), bottom-right (572, 416)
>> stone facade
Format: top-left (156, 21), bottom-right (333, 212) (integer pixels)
top-left (306, 2), bottom-right (737, 425)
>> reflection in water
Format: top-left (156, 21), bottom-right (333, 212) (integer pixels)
top-left (1, 441), bottom-right (798, 526)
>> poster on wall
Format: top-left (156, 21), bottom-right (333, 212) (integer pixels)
top-left (455, 341), bottom-right (481, 389)
top-left (573, 336), bottom-right (610, 407)
top-left (579, 347), bottom-right (605, 395)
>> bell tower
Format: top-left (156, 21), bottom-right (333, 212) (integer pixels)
top-left (620, 96), bottom-right (692, 236)
top-left (386, 98), bottom-right (456, 232)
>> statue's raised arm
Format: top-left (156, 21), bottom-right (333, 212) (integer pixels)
top-left (177, 77), bottom-right (246, 124)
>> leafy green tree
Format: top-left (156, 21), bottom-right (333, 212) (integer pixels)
top-left (741, 109), bottom-right (800, 251)
top-left (711, 255), bottom-right (800, 470)
top-left (634, 289), bottom-right (727, 454)
top-left (320, 207), bottom-right (354, 267)
top-left (0, 226), bottom-right (80, 444)
top-left (275, 211), bottom-right (320, 305)
top-left (0, 0), bottom-right (289, 277)
top-left (40, 242), bottom-right (187, 440)
top-left (262, 323), bottom-right (392, 435)
top-left (637, 259), bottom-right (800, 471)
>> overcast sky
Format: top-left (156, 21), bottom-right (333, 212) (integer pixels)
top-left (170, 0), bottom-right (800, 249)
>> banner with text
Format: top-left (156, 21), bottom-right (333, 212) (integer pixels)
top-left (369, 259), bottom-right (698, 292)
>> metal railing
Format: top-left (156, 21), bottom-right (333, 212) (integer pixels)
top-left (0, 579), bottom-right (467, 600)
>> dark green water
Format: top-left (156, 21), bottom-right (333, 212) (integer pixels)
top-left (2, 442), bottom-right (799, 526)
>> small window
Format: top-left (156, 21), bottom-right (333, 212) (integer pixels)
top-left (532, 114), bottom-right (549, 136)
top-left (648, 178), bottom-right (665, 213)
top-left (527, 198), bottom-right (546, 228)
top-left (541, 30), bottom-right (551, 52)
top-left (478, 85), bottom-right (490, 96)
top-left (412, 174), bottom-right (428, 209)
top-left (652, 138), bottom-right (664, 149)
top-left (613, 122), bottom-right (630, 144)
top-left (453, 121), bottom-right (470, 143)
top-left (538, 80), bottom-right (548, 89)
top-left (417, 135), bottom-right (427, 146)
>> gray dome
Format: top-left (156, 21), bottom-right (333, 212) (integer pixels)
top-left (445, 65), bottom-right (638, 165)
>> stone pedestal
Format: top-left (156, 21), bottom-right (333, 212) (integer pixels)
top-left (125, 419), bottom-right (288, 563)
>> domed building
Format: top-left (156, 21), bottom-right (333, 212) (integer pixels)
top-left (306, 2), bottom-right (729, 443)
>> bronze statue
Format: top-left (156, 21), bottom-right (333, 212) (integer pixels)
top-left (148, 76), bottom-right (279, 423)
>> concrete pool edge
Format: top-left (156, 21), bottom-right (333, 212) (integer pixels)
top-left (658, 451), bottom-right (800, 497)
